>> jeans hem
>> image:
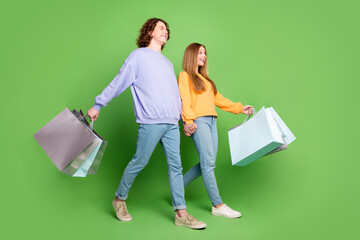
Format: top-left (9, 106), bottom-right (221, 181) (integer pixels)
top-left (115, 193), bottom-right (128, 201)
top-left (173, 205), bottom-right (187, 211)
top-left (212, 200), bottom-right (223, 207)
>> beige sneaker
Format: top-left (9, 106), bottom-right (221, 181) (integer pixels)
top-left (175, 212), bottom-right (207, 229)
top-left (112, 198), bottom-right (132, 221)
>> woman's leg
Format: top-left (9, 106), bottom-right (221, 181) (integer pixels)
top-left (207, 117), bottom-right (241, 218)
top-left (191, 117), bottom-right (222, 206)
top-left (183, 163), bottom-right (201, 187)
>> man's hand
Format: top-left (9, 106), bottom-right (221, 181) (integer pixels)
top-left (184, 123), bottom-right (197, 137)
top-left (242, 105), bottom-right (254, 115)
top-left (88, 107), bottom-right (99, 121)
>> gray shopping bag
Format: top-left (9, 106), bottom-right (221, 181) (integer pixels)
top-left (75, 109), bottom-right (107, 175)
top-left (34, 108), bottom-right (96, 171)
top-left (66, 110), bottom-right (107, 177)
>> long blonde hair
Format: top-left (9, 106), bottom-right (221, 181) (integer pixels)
top-left (182, 43), bottom-right (217, 94)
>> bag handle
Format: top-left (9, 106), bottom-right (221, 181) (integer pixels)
top-left (79, 114), bottom-right (94, 131)
top-left (242, 108), bottom-right (256, 124)
top-left (73, 109), bottom-right (94, 131)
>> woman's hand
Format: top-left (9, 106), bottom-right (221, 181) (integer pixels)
top-left (87, 107), bottom-right (99, 121)
top-left (242, 105), bottom-right (254, 115)
top-left (184, 123), bottom-right (197, 136)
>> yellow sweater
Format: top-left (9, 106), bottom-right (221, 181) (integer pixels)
top-left (178, 71), bottom-right (243, 124)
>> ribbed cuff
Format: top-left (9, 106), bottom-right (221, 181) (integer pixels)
top-left (92, 104), bottom-right (101, 111)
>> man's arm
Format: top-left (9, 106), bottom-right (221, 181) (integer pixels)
top-left (88, 59), bottom-right (136, 121)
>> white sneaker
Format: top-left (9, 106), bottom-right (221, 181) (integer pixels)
top-left (211, 204), bottom-right (241, 218)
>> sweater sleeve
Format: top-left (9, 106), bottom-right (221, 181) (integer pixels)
top-left (178, 72), bottom-right (196, 124)
top-left (214, 91), bottom-right (243, 114)
top-left (93, 59), bottom-right (136, 111)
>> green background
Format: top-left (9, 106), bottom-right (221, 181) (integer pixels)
top-left (1, 0), bottom-right (359, 239)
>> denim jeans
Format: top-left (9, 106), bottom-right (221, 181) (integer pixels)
top-left (183, 116), bottom-right (223, 206)
top-left (115, 123), bottom-right (186, 211)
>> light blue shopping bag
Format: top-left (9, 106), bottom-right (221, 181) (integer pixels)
top-left (268, 107), bottom-right (296, 145)
top-left (61, 137), bottom-right (101, 176)
top-left (228, 107), bottom-right (291, 166)
top-left (73, 134), bottom-right (102, 177)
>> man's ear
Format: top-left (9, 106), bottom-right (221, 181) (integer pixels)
top-left (148, 31), bottom-right (153, 37)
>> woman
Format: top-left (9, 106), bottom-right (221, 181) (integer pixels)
top-left (178, 43), bottom-right (253, 218)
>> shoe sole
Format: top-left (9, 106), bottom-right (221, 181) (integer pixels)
top-left (175, 222), bottom-right (207, 229)
top-left (112, 200), bottom-right (133, 222)
top-left (211, 212), bottom-right (241, 218)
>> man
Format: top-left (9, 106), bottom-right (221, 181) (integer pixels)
top-left (87, 18), bottom-right (206, 229)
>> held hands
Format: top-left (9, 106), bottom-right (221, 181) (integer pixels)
top-left (184, 123), bottom-right (197, 137)
top-left (87, 107), bottom-right (99, 121)
top-left (242, 105), bottom-right (254, 115)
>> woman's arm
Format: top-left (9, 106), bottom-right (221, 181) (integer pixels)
top-left (215, 92), bottom-right (253, 115)
top-left (214, 91), bottom-right (244, 114)
top-left (178, 72), bottom-right (198, 136)
top-left (178, 72), bottom-right (197, 124)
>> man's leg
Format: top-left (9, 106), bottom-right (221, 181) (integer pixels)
top-left (115, 124), bottom-right (166, 200)
top-left (160, 124), bottom-right (207, 229)
top-left (159, 124), bottom-right (186, 210)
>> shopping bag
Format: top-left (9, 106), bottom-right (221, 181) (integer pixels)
top-left (34, 108), bottom-right (107, 177)
top-left (69, 110), bottom-right (107, 177)
top-left (264, 107), bottom-right (296, 156)
top-left (34, 108), bottom-right (96, 172)
top-left (268, 107), bottom-right (296, 145)
top-left (86, 134), bottom-right (107, 175)
top-left (72, 138), bottom-right (102, 177)
top-left (61, 139), bottom-right (100, 176)
top-left (228, 107), bottom-right (288, 166)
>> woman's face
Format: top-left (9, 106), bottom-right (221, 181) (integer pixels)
top-left (197, 46), bottom-right (207, 67)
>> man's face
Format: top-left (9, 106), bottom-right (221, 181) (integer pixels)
top-left (151, 21), bottom-right (168, 45)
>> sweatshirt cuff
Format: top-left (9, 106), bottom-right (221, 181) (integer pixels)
top-left (92, 104), bottom-right (101, 111)
top-left (238, 103), bottom-right (244, 114)
top-left (185, 120), bottom-right (194, 124)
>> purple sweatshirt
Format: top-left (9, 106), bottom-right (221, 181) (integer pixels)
top-left (93, 47), bottom-right (181, 125)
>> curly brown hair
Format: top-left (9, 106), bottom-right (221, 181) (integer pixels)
top-left (136, 18), bottom-right (170, 50)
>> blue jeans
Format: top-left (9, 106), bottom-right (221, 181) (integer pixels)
top-left (183, 116), bottom-right (223, 206)
top-left (115, 123), bottom-right (186, 211)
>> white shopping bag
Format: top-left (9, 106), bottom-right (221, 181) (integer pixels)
top-left (228, 107), bottom-right (294, 166)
